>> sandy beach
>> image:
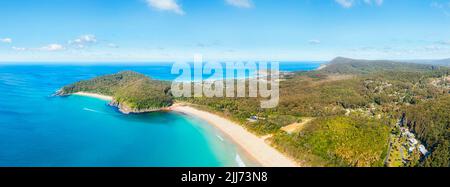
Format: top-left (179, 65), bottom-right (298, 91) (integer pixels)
top-left (72, 92), bottom-right (113, 101)
top-left (70, 92), bottom-right (299, 167)
top-left (317, 64), bottom-right (328, 70)
top-left (171, 105), bottom-right (300, 167)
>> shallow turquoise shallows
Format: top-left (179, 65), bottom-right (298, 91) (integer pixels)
top-left (0, 63), bottom-right (319, 166)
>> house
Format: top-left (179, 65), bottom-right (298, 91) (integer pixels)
top-left (405, 131), bottom-right (415, 138)
top-left (419, 145), bottom-right (428, 155)
top-left (409, 138), bottom-right (418, 146)
top-left (247, 119), bottom-right (257, 123)
top-left (247, 116), bottom-right (264, 123)
top-left (247, 116), bottom-right (258, 123)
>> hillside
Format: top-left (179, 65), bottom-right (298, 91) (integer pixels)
top-left (58, 71), bottom-right (173, 113)
top-left (403, 95), bottom-right (450, 167)
top-left (406, 59), bottom-right (450, 67)
top-left (320, 57), bottom-right (441, 74)
top-left (180, 57), bottom-right (449, 167)
top-left (431, 58), bottom-right (450, 67)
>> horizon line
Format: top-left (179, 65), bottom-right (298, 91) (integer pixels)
top-left (0, 57), bottom-right (448, 65)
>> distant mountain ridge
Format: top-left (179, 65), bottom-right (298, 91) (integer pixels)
top-left (435, 58), bottom-right (450, 66)
top-left (422, 58), bottom-right (450, 67)
top-left (407, 58), bottom-right (450, 67)
top-left (320, 57), bottom-right (444, 74)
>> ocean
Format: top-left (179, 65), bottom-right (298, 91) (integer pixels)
top-left (0, 62), bottom-right (320, 166)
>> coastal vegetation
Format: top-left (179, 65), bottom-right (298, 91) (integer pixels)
top-left (60, 57), bottom-right (449, 167)
top-left (58, 71), bottom-right (173, 113)
top-left (179, 57), bottom-right (449, 167)
top-left (272, 116), bottom-right (391, 167)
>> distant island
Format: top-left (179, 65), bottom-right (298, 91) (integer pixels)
top-left (59, 57), bottom-right (450, 167)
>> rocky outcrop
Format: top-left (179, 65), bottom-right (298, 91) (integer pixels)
top-left (108, 100), bottom-right (164, 114)
top-left (54, 89), bottom-right (69, 97)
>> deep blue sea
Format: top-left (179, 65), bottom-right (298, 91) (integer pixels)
top-left (0, 62), bottom-right (320, 166)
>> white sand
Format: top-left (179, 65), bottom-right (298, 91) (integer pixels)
top-left (171, 105), bottom-right (300, 167)
top-left (317, 64), bottom-right (328, 70)
top-left (72, 92), bottom-right (113, 101)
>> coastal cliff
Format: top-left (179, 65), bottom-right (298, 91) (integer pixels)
top-left (109, 99), bottom-right (166, 114)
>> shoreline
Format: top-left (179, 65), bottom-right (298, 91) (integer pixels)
top-left (70, 92), bottom-right (163, 114)
top-left (69, 92), bottom-right (300, 167)
top-left (317, 63), bottom-right (328, 70)
top-left (72, 92), bottom-right (113, 101)
top-left (170, 104), bottom-right (300, 167)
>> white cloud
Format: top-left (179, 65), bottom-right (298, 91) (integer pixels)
top-left (13, 44), bottom-right (65, 52)
top-left (68, 34), bottom-right (97, 48)
top-left (9, 35), bottom-right (103, 53)
top-left (364, 0), bottom-right (383, 6)
top-left (335, 0), bottom-right (354, 8)
top-left (308, 39), bottom-right (321, 45)
top-left (108, 43), bottom-right (119, 48)
top-left (225, 0), bottom-right (253, 8)
top-left (335, 0), bottom-right (383, 8)
top-left (424, 45), bottom-right (444, 51)
top-left (12, 46), bottom-right (26, 51)
top-left (40, 44), bottom-right (65, 51)
top-left (1, 38), bottom-right (12, 43)
top-left (146, 0), bottom-right (184, 15)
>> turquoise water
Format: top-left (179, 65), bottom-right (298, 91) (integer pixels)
top-left (0, 63), bottom-right (320, 166)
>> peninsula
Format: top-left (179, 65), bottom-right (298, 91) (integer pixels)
top-left (57, 71), bottom-right (174, 114)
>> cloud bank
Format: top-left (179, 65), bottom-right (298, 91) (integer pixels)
top-left (308, 40), bottom-right (321, 45)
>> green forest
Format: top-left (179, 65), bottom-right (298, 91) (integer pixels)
top-left (179, 57), bottom-right (449, 167)
top-left (59, 71), bottom-right (173, 109)
top-left (404, 96), bottom-right (450, 167)
top-left (60, 57), bottom-right (449, 167)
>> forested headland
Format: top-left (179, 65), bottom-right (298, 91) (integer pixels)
top-left (58, 71), bottom-right (173, 113)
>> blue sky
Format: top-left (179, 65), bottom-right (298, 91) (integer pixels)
top-left (0, 0), bottom-right (450, 62)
